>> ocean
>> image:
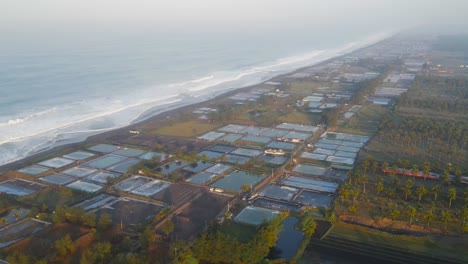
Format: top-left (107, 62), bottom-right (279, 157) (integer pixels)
top-left (0, 26), bottom-right (389, 166)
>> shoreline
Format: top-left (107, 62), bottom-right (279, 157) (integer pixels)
top-left (0, 35), bottom-right (390, 174)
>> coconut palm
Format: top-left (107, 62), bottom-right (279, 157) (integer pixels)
top-left (441, 210), bottom-right (451, 232)
top-left (407, 207), bottom-right (417, 225)
top-left (423, 161), bottom-right (430, 181)
top-left (357, 174), bottom-right (368, 193)
top-left (423, 211), bottom-right (434, 228)
top-left (350, 189), bottom-right (360, 206)
top-left (348, 205), bottom-right (357, 221)
top-left (448, 188), bottom-right (457, 208)
top-left (403, 179), bottom-right (413, 200)
top-left (376, 176), bottom-right (384, 195)
top-left (432, 185), bottom-right (440, 201)
top-left (411, 164), bottom-right (419, 178)
top-left (390, 210), bottom-right (400, 221)
top-left (416, 185), bottom-right (428, 202)
top-left (382, 162), bottom-right (389, 172)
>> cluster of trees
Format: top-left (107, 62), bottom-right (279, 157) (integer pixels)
top-left (189, 215), bottom-right (286, 264)
top-left (339, 158), bottom-right (468, 233)
top-left (377, 114), bottom-right (467, 167)
top-left (397, 76), bottom-right (468, 111)
top-left (52, 206), bottom-right (112, 230)
top-left (349, 77), bottom-right (383, 105)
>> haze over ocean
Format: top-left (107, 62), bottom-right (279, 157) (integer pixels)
top-left (0, 26), bottom-right (388, 165)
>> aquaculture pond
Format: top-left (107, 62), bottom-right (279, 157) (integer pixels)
top-left (271, 217), bottom-right (304, 259)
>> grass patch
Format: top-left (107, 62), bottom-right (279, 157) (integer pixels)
top-left (278, 111), bottom-right (312, 125)
top-left (338, 104), bottom-right (387, 136)
top-left (331, 222), bottom-right (468, 262)
top-left (149, 120), bottom-right (220, 137)
top-left (220, 221), bottom-right (258, 243)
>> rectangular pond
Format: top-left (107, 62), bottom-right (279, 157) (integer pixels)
top-left (114, 175), bottom-right (153, 192)
top-left (38, 157), bottom-right (74, 168)
top-left (241, 135), bottom-right (272, 144)
top-left (292, 164), bottom-right (327, 176)
top-left (40, 174), bottom-right (75, 185)
top-left (234, 206), bottom-right (280, 226)
top-left (66, 181), bottom-right (103, 193)
top-left (108, 158), bottom-right (142, 173)
top-left (276, 123), bottom-right (319, 133)
top-left (282, 176), bottom-right (338, 193)
top-left (156, 161), bottom-right (189, 175)
top-left (83, 154), bottom-right (128, 169)
top-left (63, 151), bottom-right (95, 160)
top-left (86, 171), bottom-right (121, 184)
top-left (183, 161), bottom-right (214, 173)
top-left (262, 155), bottom-right (288, 165)
top-left (293, 190), bottom-right (334, 208)
top-left (206, 163), bottom-right (232, 174)
top-left (87, 144), bottom-right (120, 153)
top-left (266, 141), bottom-right (296, 151)
top-left (224, 154), bottom-right (251, 165)
top-left (253, 198), bottom-right (301, 212)
top-left (131, 180), bottom-right (171, 197)
top-left (260, 128), bottom-right (289, 138)
top-left (219, 133), bottom-right (243, 143)
top-left (210, 170), bottom-right (264, 192)
top-left (0, 179), bottom-right (42, 196)
top-left (300, 152), bottom-right (327, 161)
top-left (62, 166), bottom-right (97, 178)
top-left (208, 145), bottom-right (236, 154)
top-left (218, 124), bottom-right (248, 133)
top-left (198, 150), bottom-right (224, 159)
top-left (18, 165), bottom-right (50, 176)
top-left (186, 172), bottom-right (217, 185)
top-left (74, 193), bottom-right (118, 211)
top-left (198, 131), bottom-right (225, 141)
top-left (112, 147), bottom-right (147, 157)
top-left (259, 185), bottom-right (299, 201)
top-left (231, 148), bottom-right (262, 157)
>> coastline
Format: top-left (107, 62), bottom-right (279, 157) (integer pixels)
top-left (0, 34), bottom-right (390, 174)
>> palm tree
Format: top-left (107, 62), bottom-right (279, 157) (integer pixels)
top-left (407, 207), bottom-right (417, 225)
top-left (442, 170), bottom-right (450, 186)
top-left (432, 185), bottom-right (440, 201)
top-left (391, 164), bottom-right (398, 177)
top-left (390, 210), bottom-right (400, 221)
top-left (382, 162), bottom-right (389, 172)
top-left (441, 210), bottom-right (451, 233)
top-left (357, 174), bottom-right (368, 193)
top-left (350, 189), bottom-right (360, 206)
top-left (423, 211), bottom-right (434, 228)
top-left (416, 185), bottom-right (428, 202)
top-left (348, 205), bottom-right (357, 221)
top-left (338, 185), bottom-right (350, 205)
top-left (462, 206), bottom-right (468, 234)
top-left (362, 159), bottom-right (370, 174)
top-left (411, 164), bottom-right (419, 178)
top-left (454, 167), bottom-right (462, 184)
top-left (347, 171), bottom-right (354, 185)
top-left (371, 161), bottom-right (379, 174)
top-left (448, 188), bottom-right (457, 208)
top-left (376, 176), bottom-right (384, 195)
top-left (423, 161), bottom-right (430, 181)
top-left (403, 179), bottom-right (413, 200)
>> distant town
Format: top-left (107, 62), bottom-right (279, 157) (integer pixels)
top-left (1, 33), bottom-right (467, 264)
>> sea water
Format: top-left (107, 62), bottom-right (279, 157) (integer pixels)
top-left (0, 26), bottom-right (390, 166)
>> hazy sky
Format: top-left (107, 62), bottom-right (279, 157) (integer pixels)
top-left (1, 0), bottom-right (467, 33)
